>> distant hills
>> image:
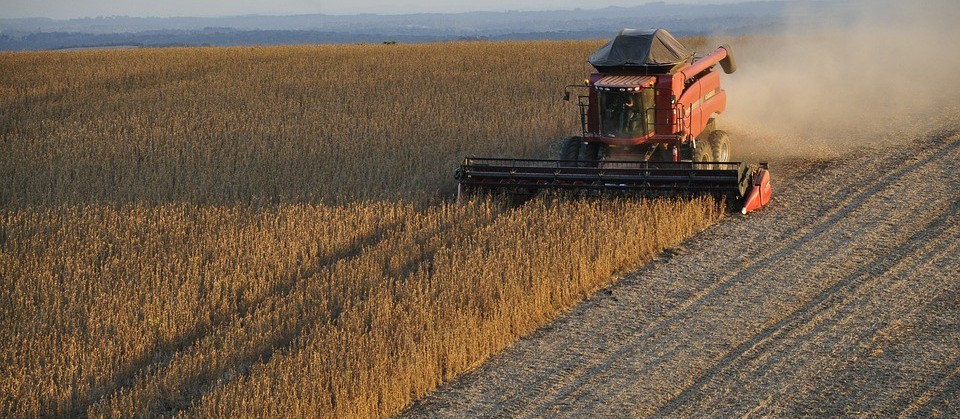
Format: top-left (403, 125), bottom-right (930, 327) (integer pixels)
top-left (0, 1), bottom-right (852, 51)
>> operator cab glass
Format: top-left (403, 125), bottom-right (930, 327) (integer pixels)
top-left (597, 87), bottom-right (655, 138)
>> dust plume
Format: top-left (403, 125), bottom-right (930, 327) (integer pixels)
top-left (715, 0), bottom-right (960, 161)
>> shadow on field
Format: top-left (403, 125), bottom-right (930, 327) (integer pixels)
top-left (73, 220), bottom-right (403, 415)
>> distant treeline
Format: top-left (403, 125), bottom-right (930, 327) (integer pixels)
top-left (0, 24), bottom-right (784, 51)
top-left (0, 0), bottom-right (853, 51)
top-left (0, 30), bottom-right (446, 51)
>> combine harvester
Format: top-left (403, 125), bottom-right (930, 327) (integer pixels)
top-left (456, 29), bottom-right (772, 214)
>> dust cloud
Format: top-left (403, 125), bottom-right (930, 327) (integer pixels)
top-left (713, 0), bottom-right (960, 161)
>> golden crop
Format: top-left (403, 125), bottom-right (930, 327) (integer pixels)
top-left (1, 40), bottom-right (720, 417)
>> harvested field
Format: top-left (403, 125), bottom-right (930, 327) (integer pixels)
top-left (403, 129), bottom-right (960, 417)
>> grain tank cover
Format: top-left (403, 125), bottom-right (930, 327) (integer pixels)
top-left (588, 28), bottom-right (692, 73)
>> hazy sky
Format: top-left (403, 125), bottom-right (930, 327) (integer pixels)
top-left (1, 0), bottom-right (769, 20)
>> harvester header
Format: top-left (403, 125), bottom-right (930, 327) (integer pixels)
top-left (456, 28), bottom-right (771, 214)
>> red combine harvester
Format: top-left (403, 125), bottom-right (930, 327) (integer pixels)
top-left (456, 29), bottom-right (771, 214)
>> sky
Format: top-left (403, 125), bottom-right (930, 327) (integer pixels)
top-left (1, 0), bottom-right (770, 20)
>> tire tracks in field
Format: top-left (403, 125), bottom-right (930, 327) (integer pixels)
top-left (574, 151), bottom-right (960, 417)
top-left (828, 244), bottom-right (960, 418)
top-left (741, 231), bottom-right (960, 417)
top-left (405, 131), bottom-right (960, 418)
top-left (894, 275), bottom-right (960, 418)
top-left (902, 360), bottom-right (960, 418)
top-left (659, 137), bottom-right (960, 417)
top-left (502, 134), bottom-right (960, 418)
top-left (831, 275), bottom-right (960, 418)
top-left (524, 199), bottom-right (884, 418)
top-left (654, 200), bottom-right (960, 417)
top-left (474, 156), bottom-right (877, 417)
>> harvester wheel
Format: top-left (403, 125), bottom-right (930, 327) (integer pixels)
top-left (579, 142), bottom-right (600, 167)
top-left (694, 138), bottom-right (714, 164)
top-left (709, 130), bottom-right (731, 162)
top-left (597, 144), bottom-right (610, 161)
top-left (559, 137), bottom-right (581, 167)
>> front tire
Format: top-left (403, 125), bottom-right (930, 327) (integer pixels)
top-left (559, 137), bottom-right (581, 167)
top-left (709, 130), bottom-right (731, 162)
top-left (694, 138), bottom-right (713, 163)
top-left (578, 142), bottom-right (601, 167)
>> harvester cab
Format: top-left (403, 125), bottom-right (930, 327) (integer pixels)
top-left (595, 78), bottom-right (656, 139)
top-left (457, 28), bottom-right (772, 214)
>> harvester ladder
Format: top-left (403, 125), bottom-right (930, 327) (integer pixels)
top-left (576, 94), bottom-right (590, 137)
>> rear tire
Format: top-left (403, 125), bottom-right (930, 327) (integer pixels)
top-left (560, 137), bottom-right (581, 167)
top-left (709, 130), bottom-right (731, 162)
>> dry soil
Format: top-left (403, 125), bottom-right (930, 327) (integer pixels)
top-left (403, 129), bottom-right (960, 417)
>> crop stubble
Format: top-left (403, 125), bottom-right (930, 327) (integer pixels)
top-left (403, 131), bottom-right (960, 417)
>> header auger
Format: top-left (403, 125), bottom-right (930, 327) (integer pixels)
top-left (456, 28), bottom-right (771, 213)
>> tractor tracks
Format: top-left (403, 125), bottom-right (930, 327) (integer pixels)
top-left (403, 130), bottom-right (960, 418)
top-left (657, 202), bottom-right (960, 417)
top-left (514, 135), bottom-right (960, 418)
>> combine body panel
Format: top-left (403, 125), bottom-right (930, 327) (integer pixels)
top-left (457, 28), bottom-right (771, 213)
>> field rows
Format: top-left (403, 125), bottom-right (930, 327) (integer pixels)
top-left (403, 131), bottom-right (960, 417)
